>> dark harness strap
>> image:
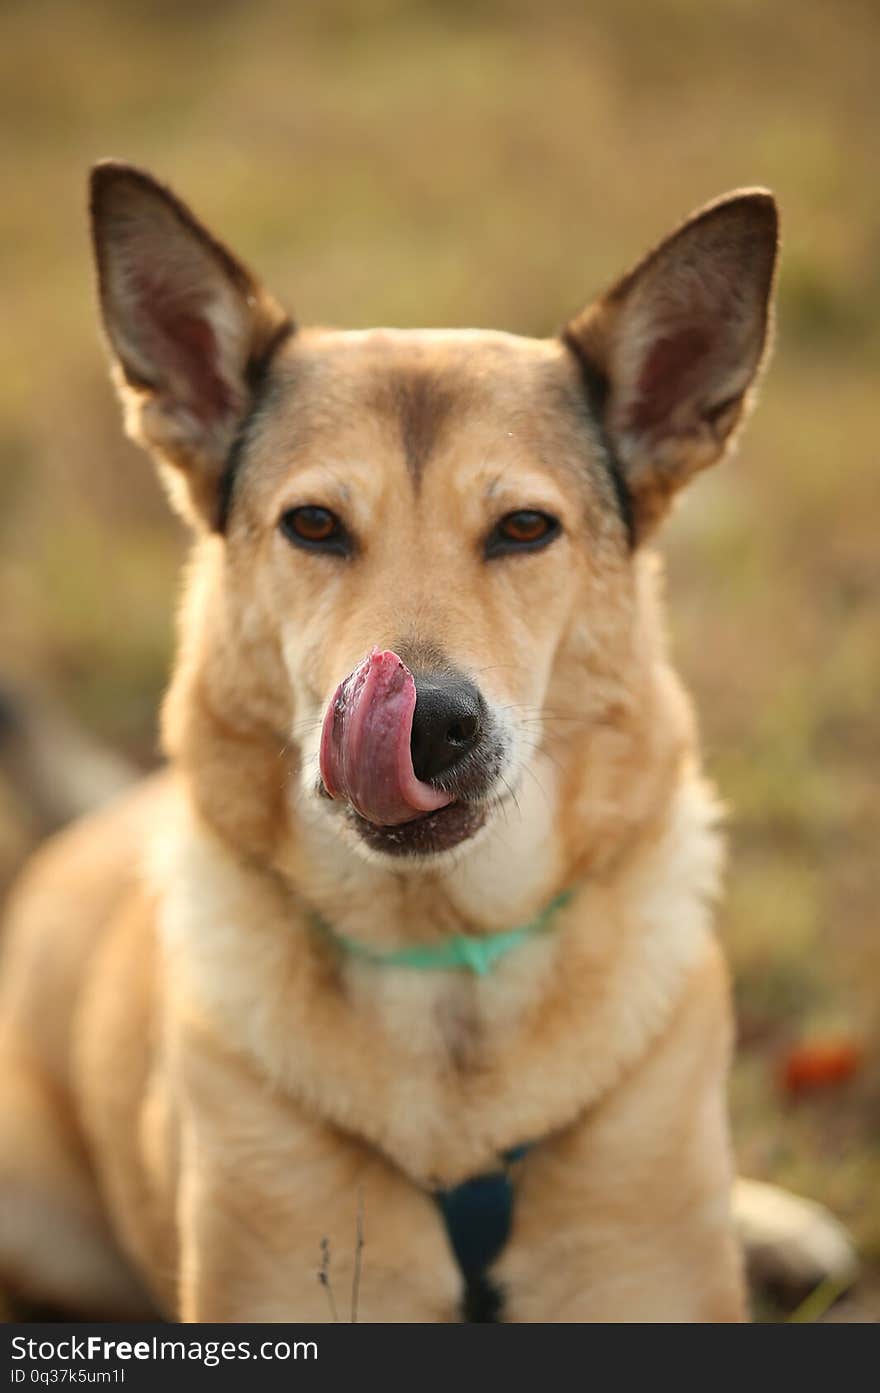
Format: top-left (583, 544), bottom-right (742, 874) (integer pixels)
top-left (434, 1144), bottom-right (530, 1322)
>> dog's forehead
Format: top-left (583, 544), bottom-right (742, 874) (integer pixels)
top-left (263, 326), bottom-right (589, 483)
top-left (277, 327), bottom-right (571, 409)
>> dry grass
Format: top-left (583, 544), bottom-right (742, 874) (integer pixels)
top-left (1, 0), bottom-right (877, 1317)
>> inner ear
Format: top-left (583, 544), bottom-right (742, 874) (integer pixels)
top-left (90, 161), bottom-right (291, 530)
top-left (564, 189), bottom-right (779, 543)
top-left (122, 272), bottom-right (234, 419)
top-left (629, 325), bottom-right (713, 433)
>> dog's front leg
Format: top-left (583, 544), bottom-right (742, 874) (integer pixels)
top-left (174, 1032), bottom-right (461, 1323)
top-left (496, 941), bottom-right (747, 1322)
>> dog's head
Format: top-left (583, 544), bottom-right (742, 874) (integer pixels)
top-left (90, 163), bottom-right (777, 870)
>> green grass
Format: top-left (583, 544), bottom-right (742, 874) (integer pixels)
top-left (1, 0), bottom-right (878, 1314)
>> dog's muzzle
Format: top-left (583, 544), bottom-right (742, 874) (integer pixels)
top-left (319, 648), bottom-right (456, 826)
top-left (318, 648), bottom-right (492, 849)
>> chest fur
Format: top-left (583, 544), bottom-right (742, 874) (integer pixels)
top-left (155, 784), bottom-right (720, 1188)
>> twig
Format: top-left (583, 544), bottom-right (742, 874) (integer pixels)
top-left (351, 1186), bottom-right (365, 1323)
top-left (318, 1236), bottom-right (339, 1322)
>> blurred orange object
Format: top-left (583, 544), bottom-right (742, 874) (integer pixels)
top-left (780, 1038), bottom-right (863, 1096)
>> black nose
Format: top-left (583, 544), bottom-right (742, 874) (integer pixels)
top-left (410, 676), bottom-right (485, 784)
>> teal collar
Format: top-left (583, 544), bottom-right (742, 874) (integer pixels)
top-left (311, 888), bottom-right (573, 977)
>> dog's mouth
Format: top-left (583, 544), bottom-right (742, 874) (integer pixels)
top-left (317, 648), bottom-right (492, 856)
top-left (345, 801), bottom-right (488, 857)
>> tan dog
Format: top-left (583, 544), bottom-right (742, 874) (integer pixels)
top-left (0, 165), bottom-right (853, 1322)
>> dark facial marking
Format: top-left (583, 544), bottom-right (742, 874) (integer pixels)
top-left (560, 329), bottom-right (636, 550)
top-left (380, 368), bottom-right (457, 487)
top-left (215, 319), bottom-right (294, 532)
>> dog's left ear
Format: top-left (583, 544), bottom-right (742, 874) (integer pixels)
top-left (90, 161), bottom-right (291, 529)
top-left (564, 190), bottom-right (779, 543)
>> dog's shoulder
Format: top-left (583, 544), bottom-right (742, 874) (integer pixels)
top-left (0, 770), bottom-right (175, 1076)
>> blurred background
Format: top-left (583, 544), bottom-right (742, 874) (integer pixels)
top-left (0, 0), bottom-right (877, 1320)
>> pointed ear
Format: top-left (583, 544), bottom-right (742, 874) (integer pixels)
top-left (563, 190), bottom-right (779, 543)
top-left (89, 161), bottom-right (291, 529)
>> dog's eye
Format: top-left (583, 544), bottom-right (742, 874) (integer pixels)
top-left (279, 506), bottom-right (351, 556)
top-left (486, 510), bottom-right (561, 558)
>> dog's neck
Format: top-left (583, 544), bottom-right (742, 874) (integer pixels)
top-left (153, 758), bottom-right (722, 1184)
top-left (278, 746), bottom-right (569, 948)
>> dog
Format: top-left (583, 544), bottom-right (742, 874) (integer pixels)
top-left (0, 164), bottom-right (856, 1322)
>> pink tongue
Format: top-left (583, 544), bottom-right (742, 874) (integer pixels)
top-left (319, 649), bottom-right (454, 826)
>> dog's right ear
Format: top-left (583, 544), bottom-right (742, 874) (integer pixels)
top-left (90, 162), bottom-right (291, 529)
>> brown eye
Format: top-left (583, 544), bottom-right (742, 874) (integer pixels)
top-left (501, 511), bottom-right (552, 543)
top-left (289, 506), bottom-right (335, 541)
top-left (486, 510), bottom-right (561, 558)
top-left (279, 506), bottom-right (351, 556)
